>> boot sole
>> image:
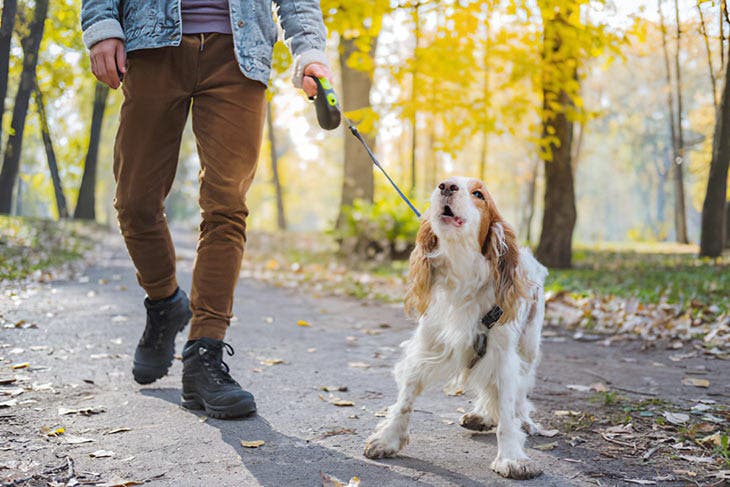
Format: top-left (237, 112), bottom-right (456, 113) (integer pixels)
top-left (132, 311), bottom-right (191, 385)
top-left (181, 392), bottom-right (257, 419)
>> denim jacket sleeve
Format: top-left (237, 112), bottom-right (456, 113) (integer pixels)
top-left (273, 0), bottom-right (329, 88)
top-left (81, 0), bottom-right (125, 50)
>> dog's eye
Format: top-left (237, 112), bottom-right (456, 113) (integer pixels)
top-left (472, 190), bottom-right (484, 200)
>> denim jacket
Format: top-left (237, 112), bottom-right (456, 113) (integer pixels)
top-left (81, 0), bottom-right (328, 86)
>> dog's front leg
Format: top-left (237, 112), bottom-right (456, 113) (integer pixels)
top-left (364, 341), bottom-right (430, 459)
top-left (490, 349), bottom-right (542, 480)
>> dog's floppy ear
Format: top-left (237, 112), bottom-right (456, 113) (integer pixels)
top-left (404, 216), bottom-right (438, 319)
top-left (483, 216), bottom-right (526, 322)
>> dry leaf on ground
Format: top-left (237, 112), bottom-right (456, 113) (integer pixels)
top-left (240, 440), bottom-right (265, 448)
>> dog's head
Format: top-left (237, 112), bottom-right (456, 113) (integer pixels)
top-left (404, 177), bottom-right (526, 322)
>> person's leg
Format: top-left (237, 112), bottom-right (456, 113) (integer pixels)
top-left (181, 33), bottom-right (266, 418)
top-left (114, 39), bottom-right (198, 384)
top-left (114, 44), bottom-right (196, 300)
top-left (188, 33), bottom-right (267, 341)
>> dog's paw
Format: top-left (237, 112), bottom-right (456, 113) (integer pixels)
top-left (459, 412), bottom-right (496, 432)
top-left (363, 431), bottom-right (407, 459)
top-left (490, 457), bottom-right (542, 480)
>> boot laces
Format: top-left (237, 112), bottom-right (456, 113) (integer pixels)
top-left (201, 342), bottom-right (236, 385)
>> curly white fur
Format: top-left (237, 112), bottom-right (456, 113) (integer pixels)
top-left (364, 177), bottom-right (548, 480)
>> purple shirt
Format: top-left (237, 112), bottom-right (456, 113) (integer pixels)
top-left (181, 0), bottom-right (232, 35)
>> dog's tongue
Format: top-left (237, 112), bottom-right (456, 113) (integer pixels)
top-left (441, 215), bottom-right (464, 227)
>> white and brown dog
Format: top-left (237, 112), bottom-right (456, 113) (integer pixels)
top-left (363, 176), bottom-right (548, 480)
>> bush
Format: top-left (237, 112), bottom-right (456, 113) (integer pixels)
top-left (335, 198), bottom-right (421, 262)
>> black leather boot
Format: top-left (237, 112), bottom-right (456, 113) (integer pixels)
top-left (181, 338), bottom-right (256, 419)
top-left (132, 288), bottom-right (192, 384)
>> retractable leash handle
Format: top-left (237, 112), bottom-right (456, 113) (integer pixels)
top-left (307, 75), bottom-right (421, 219)
top-left (308, 75), bottom-right (341, 130)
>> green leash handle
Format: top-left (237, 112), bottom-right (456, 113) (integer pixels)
top-left (307, 75), bottom-right (341, 130)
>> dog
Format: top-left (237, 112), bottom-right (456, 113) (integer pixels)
top-left (363, 176), bottom-right (548, 480)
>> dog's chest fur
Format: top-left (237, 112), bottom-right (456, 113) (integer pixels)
top-left (420, 243), bottom-right (508, 372)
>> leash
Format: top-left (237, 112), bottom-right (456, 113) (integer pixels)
top-left (308, 76), bottom-right (422, 219)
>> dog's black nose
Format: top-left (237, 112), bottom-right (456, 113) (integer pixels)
top-left (439, 182), bottom-right (459, 197)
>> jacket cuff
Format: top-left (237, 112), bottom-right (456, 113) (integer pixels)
top-left (82, 18), bottom-right (125, 50)
top-left (292, 49), bottom-right (329, 88)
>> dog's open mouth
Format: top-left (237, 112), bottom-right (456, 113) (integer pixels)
top-left (440, 205), bottom-right (464, 227)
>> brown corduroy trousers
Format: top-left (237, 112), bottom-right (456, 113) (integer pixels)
top-left (113, 33), bottom-right (266, 341)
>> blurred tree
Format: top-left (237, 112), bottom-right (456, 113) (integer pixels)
top-left (34, 80), bottom-right (68, 218)
top-left (700, 39), bottom-right (730, 257)
top-left (0, 0), bottom-right (48, 214)
top-left (0, 0), bottom-right (18, 147)
top-left (74, 81), bottom-right (109, 220)
top-left (535, 2), bottom-right (578, 268)
top-left (267, 101), bottom-right (286, 230)
top-left (321, 0), bottom-right (390, 228)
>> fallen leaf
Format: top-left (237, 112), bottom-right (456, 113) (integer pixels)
top-left (240, 440), bottom-right (265, 448)
top-left (682, 378), bottom-right (710, 388)
top-left (662, 412), bottom-right (690, 425)
top-left (95, 480), bottom-right (143, 487)
top-left (331, 399), bottom-right (354, 407)
top-left (320, 472), bottom-right (360, 487)
top-left (10, 363), bottom-right (29, 370)
top-left (58, 406), bottom-right (105, 416)
top-left (538, 428), bottom-right (559, 438)
top-left (0, 399), bottom-right (18, 408)
top-left (297, 320), bottom-right (311, 327)
top-left (534, 441), bottom-right (558, 451)
top-left (347, 362), bottom-right (370, 369)
top-left (622, 479), bottom-right (656, 486)
top-left (307, 348), bottom-right (317, 353)
top-left (321, 385), bottom-right (348, 392)
top-left (315, 428), bottom-right (356, 439)
top-left (41, 426), bottom-right (65, 437)
top-left (260, 359), bottom-right (284, 366)
top-left (0, 377), bottom-right (17, 385)
top-left (553, 410), bottom-right (582, 417)
top-left (589, 382), bottom-right (609, 392)
top-left (89, 450), bottom-right (114, 458)
top-left (566, 384), bottom-right (591, 392)
top-left (104, 427), bottom-right (132, 435)
top-left (698, 432), bottom-right (723, 447)
top-left (374, 409), bottom-right (387, 417)
top-left (446, 389), bottom-right (464, 397)
top-left (65, 435), bottom-right (95, 444)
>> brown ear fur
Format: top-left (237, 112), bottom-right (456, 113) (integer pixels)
top-left (404, 219), bottom-right (438, 319)
top-left (483, 215), bottom-right (527, 323)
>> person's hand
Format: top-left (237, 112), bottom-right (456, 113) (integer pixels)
top-left (89, 38), bottom-right (126, 89)
top-left (302, 62), bottom-right (334, 98)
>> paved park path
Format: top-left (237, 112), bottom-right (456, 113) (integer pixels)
top-left (1, 230), bottom-right (727, 486)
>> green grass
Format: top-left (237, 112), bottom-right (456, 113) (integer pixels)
top-left (545, 243), bottom-right (730, 312)
top-left (0, 216), bottom-right (98, 281)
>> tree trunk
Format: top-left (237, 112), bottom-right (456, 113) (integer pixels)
top-left (34, 81), bottom-right (68, 218)
top-left (0, 0), bottom-right (47, 214)
top-left (409, 3), bottom-right (420, 195)
top-left (672, 0), bottom-right (689, 243)
top-left (726, 201), bottom-right (730, 248)
top-left (697, 2), bottom-right (718, 109)
top-left (267, 101), bottom-right (286, 231)
top-left (699, 40), bottom-right (730, 257)
top-left (74, 82), bottom-right (109, 220)
top-left (536, 89), bottom-right (576, 268)
top-left (336, 37), bottom-right (376, 228)
top-left (519, 158), bottom-right (539, 245)
top-left (0, 0), bottom-right (18, 148)
top-left (536, 11), bottom-right (577, 269)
